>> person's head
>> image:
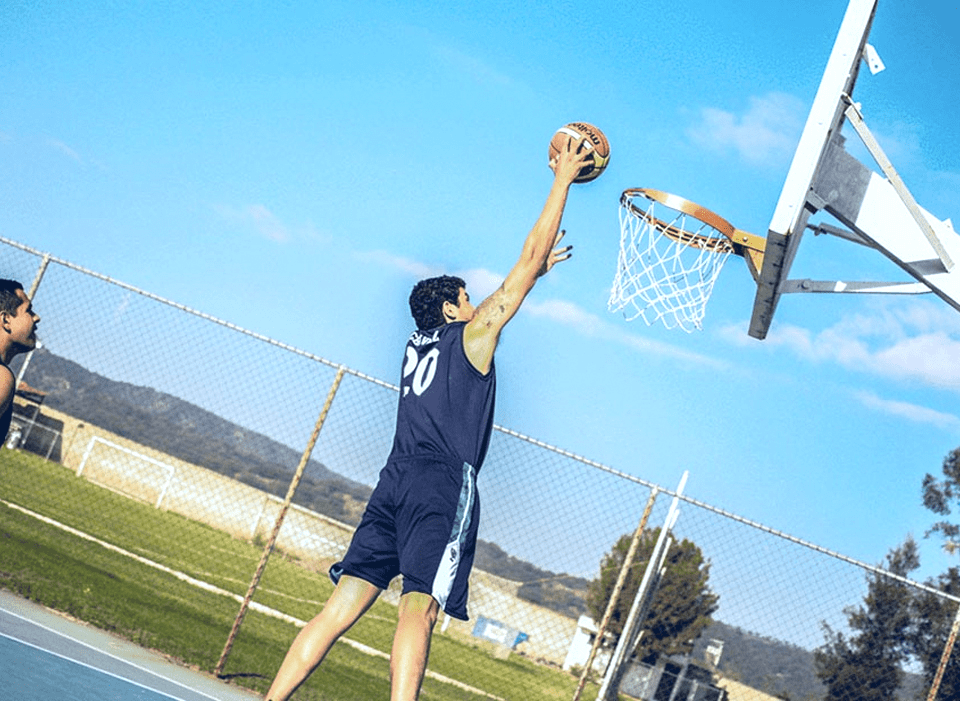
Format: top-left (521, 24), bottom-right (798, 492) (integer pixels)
top-left (0, 280), bottom-right (25, 318)
top-left (408, 275), bottom-right (474, 330)
top-left (0, 279), bottom-right (40, 360)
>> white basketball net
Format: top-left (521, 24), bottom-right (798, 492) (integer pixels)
top-left (608, 192), bottom-right (733, 332)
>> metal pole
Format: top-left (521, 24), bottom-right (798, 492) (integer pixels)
top-left (214, 366), bottom-right (346, 677)
top-left (15, 254), bottom-right (51, 387)
top-left (927, 603), bottom-right (960, 701)
top-left (572, 487), bottom-right (659, 701)
top-left (598, 471), bottom-right (687, 701)
top-left (18, 394), bottom-right (41, 448)
top-left (599, 538), bottom-right (672, 701)
top-left (666, 657), bottom-right (690, 701)
top-left (844, 102), bottom-right (953, 271)
top-left (25, 254), bottom-right (50, 300)
top-left (43, 426), bottom-right (58, 461)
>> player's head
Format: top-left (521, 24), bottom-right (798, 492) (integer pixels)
top-left (0, 279), bottom-right (40, 360)
top-left (0, 280), bottom-right (25, 317)
top-left (409, 275), bottom-right (469, 330)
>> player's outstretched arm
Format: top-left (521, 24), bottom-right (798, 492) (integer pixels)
top-left (463, 137), bottom-right (590, 374)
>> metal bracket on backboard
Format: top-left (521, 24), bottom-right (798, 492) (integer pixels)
top-left (782, 220), bottom-right (932, 295)
top-left (863, 43), bottom-right (885, 75)
top-left (842, 99), bottom-right (954, 271)
top-left (779, 118), bottom-right (957, 298)
top-left (778, 102), bottom-right (960, 309)
top-left (783, 279), bottom-right (931, 295)
top-left (749, 0), bottom-right (960, 338)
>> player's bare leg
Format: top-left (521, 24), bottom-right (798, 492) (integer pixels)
top-left (265, 575), bottom-right (380, 701)
top-left (390, 592), bottom-right (440, 701)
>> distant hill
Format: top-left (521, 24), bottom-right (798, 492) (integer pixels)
top-left (694, 620), bottom-right (923, 700)
top-left (21, 348), bottom-right (373, 525)
top-left (20, 349), bottom-right (591, 608)
top-left (695, 621), bottom-right (824, 699)
top-left (475, 540), bottom-right (591, 618)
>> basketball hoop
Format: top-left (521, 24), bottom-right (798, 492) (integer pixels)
top-left (608, 188), bottom-right (765, 332)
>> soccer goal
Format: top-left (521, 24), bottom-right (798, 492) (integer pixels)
top-left (76, 436), bottom-right (176, 510)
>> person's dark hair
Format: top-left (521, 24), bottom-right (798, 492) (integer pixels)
top-left (409, 275), bottom-right (466, 330)
top-left (0, 280), bottom-right (24, 317)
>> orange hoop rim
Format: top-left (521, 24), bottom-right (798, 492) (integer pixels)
top-left (620, 188), bottom-right (736, 253)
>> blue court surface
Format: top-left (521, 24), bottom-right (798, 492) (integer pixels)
top-left (0, 590), bottom-right (261, 701)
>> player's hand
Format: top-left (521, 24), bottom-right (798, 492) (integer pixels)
top-left (538, 229), bottom-right (573, 277)
top-left (548, 136), bottom-right (593, 186)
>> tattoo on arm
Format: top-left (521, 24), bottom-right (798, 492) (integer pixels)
top-left (475, 286), bottom-right (514, 330)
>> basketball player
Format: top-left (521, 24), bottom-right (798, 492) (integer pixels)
top-left (0, 280), bottom-right (41, 441)
top-left (265, 135), bottom-right (592, 701)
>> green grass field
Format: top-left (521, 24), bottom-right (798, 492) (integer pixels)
top-left (0, 450), bottom-right (609, 700)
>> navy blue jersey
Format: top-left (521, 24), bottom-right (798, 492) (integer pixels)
top-left (388, 321), bottom-right (496, 471)
top-left (0, 366), bottom-right (13, 442)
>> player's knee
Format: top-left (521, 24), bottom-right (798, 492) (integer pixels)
top-left (399, 593), bottom-right (439, 629)
top-left (321, 599), bottom-right (365, 634)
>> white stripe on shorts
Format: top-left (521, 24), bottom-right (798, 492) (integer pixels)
top-left (431, 462), bottom-right (475, 612)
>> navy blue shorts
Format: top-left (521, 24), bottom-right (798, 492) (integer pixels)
top-left (330, 455), bottom-right (480, 621)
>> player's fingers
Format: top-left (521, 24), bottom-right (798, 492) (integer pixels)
top-left (568, 135), bottom-right (588, 154)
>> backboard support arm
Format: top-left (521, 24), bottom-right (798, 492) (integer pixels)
top-left (780, 118), bottom-right (960, 313)
top-left (749, 0), bottom-right (879, 339)
top-left (842, 100), bottom-right (954, 270)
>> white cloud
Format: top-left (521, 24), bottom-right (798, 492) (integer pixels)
top-left (215, 204), bottom-right (290, 243)
top-left (46, 138), bottom-right (82, 163)
top-left (113, 293), bottom-right (132, 322)
top-left (356, 250), bottom-right (441, 279)
top-left (727, 301), bottom-right (960, 391)
top-left (526, 298), bottom-right (727, 368)
top-left (360, 249), bottom-right (724, 367)
top-left (434, 44), bottom-right (514, 87)
top-left (357, 254), bottom-right (503, 297)
top-left (687, 92), bottom-right (805, 167)
top-left (524, 298), bottom-right (606, 335)
top-left (245, 204), bottom-right (289, 243)
top-left (854, 391), bottom-right (960, 432)
top-left (458, 268), bottom-right (503, 300)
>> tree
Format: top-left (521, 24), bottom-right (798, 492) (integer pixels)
top-left (922, 447), bottom-right (960, 554)
top-left (911, 565), bottom-right (960, 698)
top-left (814, 538), bottom-right (919, 701)
top-left (586, 528), bottom-right (719, 662)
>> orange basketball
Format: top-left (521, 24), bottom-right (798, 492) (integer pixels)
top-left (548, 122), bottom-right (611, 183)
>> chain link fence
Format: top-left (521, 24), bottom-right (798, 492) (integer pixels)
top-left (1, 235), bottom-right (958, 701)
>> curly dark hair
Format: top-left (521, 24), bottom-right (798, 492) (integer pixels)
top-left (0, 279), bottom-right (24, 317)
top-left (408, 275), bottom-right (466, 330)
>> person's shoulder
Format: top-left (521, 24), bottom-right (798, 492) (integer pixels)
top-left (441, 321), bottom-right (468, 341)
top-left (0, 365), bottom-right (14, 405)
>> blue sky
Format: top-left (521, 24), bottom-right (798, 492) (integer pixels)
top-left (2, 0), bottom-right (959, 587)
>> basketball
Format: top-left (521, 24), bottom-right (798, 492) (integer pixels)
top-left (549, 122), bottom-right (610, 183)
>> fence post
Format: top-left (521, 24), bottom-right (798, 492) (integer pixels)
top-left (598, 471), bottom-right (687, 701)
top-left (14, 254), bottom-right (52, 450)
top-left (214, 365), bottom-right (347, 677)
top-left (927, 602), bottom-right (960, 701)
top-left (15, 253), bottom-right (51, 388)
top-left (572, 487), bottom-right (659, 701)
